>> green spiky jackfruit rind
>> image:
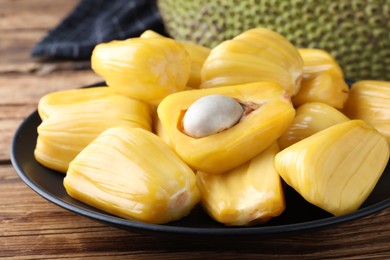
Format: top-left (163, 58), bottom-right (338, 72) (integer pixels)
top-left (157, 0), bottom-right (390, 81)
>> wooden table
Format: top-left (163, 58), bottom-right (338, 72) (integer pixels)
top-left (1, 0), bottom-right (389, 259)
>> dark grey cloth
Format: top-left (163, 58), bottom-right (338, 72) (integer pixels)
top-left (31, 0), bottom-right (166, 59)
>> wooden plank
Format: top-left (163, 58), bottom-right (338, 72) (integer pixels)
top-left (0, 0), bottom-right (92, 75)
top-left (0, 118), bottom-right (21, 162)
top-left (0, 30), bottom-right (95, 74)
top-left (0, 30), bottom-right (48, 73)
top-left (0, 0), bottom-right (79, 30)
top-left (0, 104), bottom-right (37, 119)
top-left (0, 71), bottom-right (103, 105)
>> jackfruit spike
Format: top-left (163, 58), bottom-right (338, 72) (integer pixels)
top-left (275, 120), bottom-right (389, 216)
top-left (64, 126), bottom-right (200, 224)
top-left (342, 80), bottom-right (390, 143)
top-left (197, 142), bottom-right (285, 226)
top-left (292, 48), bottom-right (349, 109)
top-left (200, 27), bottom-right (303, 96)
top-left (278, 102), bottom-right (350, 149)
top-left (140, 29), bottom-right (211, 88)
top-left (91, 37), bottom-right (191, 106)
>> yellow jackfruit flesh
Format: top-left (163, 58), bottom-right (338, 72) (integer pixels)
top-left (157, 81), bottom-right (295, 174)
top-left (38, 86), bottom-right (111, 120)
top-left (91, 37), bottom-right (191, 106)
top-left (64, 126), bottom-right (200, 224)
top-left (153, 114), bottom-right (172, 146)
top-left (180, 42), bottom-right (211, 88)
top-left (200, 27), bottom-right (303, 96)
top-left (197, 142), bottom-right (285, 226)
top-left (292, 49), bottom-right (349, 109)
top-left (278, 102), bottom-right (350, 149)
top-left (140, 30), bottom-right (211, 88)
top-left (139, 29), bottom-right (165, 38)
top-left (275, 120), bottom-right (389, 216)
top-left (342, 80), bottom-right (390, 143)
top-left (34, 88), bottom-right (151, 173)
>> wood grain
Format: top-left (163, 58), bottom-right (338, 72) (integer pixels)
top-left (1, 165), bottom-right (390, 259)
top-left (0, 0), bottom-right (389, 259)
top-left (0, 0), bottom-right (102, 162)
top-left (0, 0), bottom-right (78, 30)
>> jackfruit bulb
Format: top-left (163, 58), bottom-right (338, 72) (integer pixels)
top-left (200, 27), bottom-right (303, 96)
top-left (64, 126), bottom-right (200, 224)
top-left (197, 142), bottom-right (285, 226)
top-left (91, 37), bottom-right (191, 106)
top-left (275, 120), bottom-right (389, 216)
top-left (157, 0), bottom-right (390, 81)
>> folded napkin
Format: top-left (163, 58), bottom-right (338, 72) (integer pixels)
top-left (31, 0), bottom-right (166, 59)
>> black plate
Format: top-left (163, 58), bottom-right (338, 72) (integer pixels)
top-left (11, 104), bottom-right (390, 236)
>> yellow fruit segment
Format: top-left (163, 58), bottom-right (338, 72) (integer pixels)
top-left (153, 114), bottom-right (172, 146)
top-left (197, 142), bottom-right (285, 226)
top-left (275, 120), bottom-right (389, 216)
top-left (91, 37), bottom-right (191, 106)
top-left (140, 30), bottom-right (211, 88)
top-left (157, 81), bottom-right (295, 174)
top-left (292, 49), bottom-right (349, 109)
top-left (200, 27), bottom-right (303, 96)
top-left (278, 102), bottom-right (350, 149)
top-left (180, 42), bottom-right (211, 88)
top-left (64, 126), bottom-right (200, 224)
top-left (34, 88), bottom-right (152, 173)
top-left (342, 80), bottom-right (390, 143)
top-left (38, 86), bottom-right (110, 120)
top-left (139, 29), bottom-right (165, 38)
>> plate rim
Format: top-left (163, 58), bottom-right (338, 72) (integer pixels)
top-left (10, 89), bottom-right (390, 237)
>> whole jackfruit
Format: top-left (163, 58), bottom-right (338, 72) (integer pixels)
top-left (157, 0), bottom-right (390, 81)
